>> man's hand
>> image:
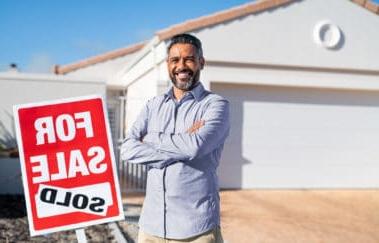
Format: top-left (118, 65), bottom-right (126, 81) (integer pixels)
top-left (187, 120), bottom-right (205, 134)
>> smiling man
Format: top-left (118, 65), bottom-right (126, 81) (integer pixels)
top-left (121, 33), bottom-right (229, 243)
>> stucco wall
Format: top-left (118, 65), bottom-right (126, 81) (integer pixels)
top-left (125, 71), bottom-right (157, 131)
top-left (194, 0), bottom-right (379, 70)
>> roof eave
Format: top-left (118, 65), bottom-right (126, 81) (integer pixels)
top-left (156, 0), bottom-right (297, 41)
top-left (54, 41), bottom-right (145, 75)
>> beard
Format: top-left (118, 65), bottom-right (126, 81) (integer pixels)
top-left (170, 68), bottom-right (201, 91)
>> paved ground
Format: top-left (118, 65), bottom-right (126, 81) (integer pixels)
top-left (220, 190), bottom-right (379, 243)
top-left (123, 190), bottom-right (379, 243)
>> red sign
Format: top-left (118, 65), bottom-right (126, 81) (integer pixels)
top-left (13, 95), bottom-right (124, 236)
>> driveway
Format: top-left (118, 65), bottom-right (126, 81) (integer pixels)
top-left (220, 190), bottom-right (379, 243)
top-left (124, 190), bottom-right (379, 243)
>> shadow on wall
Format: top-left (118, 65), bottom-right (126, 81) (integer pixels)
top-left (0, 111), bottom-right (17, 150)
top-left (0, 111), bottom-right (18, 158)
top-left (0, 112), bottom-right (22, 194)
top-left (211, 84), bottom-right (252, 189)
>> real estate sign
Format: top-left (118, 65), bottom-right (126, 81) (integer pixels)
top-left (13, 95), bottom-right (124, 236)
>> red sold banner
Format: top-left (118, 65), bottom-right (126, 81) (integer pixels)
top-left (13, 95), bottom-right (124, 236)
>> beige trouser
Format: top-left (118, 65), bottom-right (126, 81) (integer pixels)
top-left (137, 227), bottom-right (224, 243)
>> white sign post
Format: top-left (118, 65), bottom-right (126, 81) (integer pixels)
top-left (76, 229), bottom-right (87, 243)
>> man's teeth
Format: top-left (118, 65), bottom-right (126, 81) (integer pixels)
top-left (176, 72), bottom-right (191, 79)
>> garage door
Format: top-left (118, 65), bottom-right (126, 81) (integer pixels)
top-left (212, 83), bottom-right (379, 189)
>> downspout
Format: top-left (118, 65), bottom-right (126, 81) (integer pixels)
top-left (119, 89), bottom-right (127, 141)
top-left (117, 88), bottom-right (127, 174)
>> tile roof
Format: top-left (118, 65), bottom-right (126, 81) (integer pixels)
top-left (54, 41), bottom-right (145, 74)
top-left (55, 0), bottom-right (379, 75)
top-left (352, 0), bottom-right (379, 14)
top-left (156, 0), bottom-right (296, 41)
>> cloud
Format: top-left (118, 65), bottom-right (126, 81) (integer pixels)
top-left (25, 53), bottom-right (55, 73)
top-left (73, 39), bottom-right (107, 55)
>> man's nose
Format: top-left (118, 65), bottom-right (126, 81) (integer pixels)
top-left (177, 58), bottom-right (186, 69)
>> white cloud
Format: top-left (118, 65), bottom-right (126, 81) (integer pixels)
top-left (25, 53), bottom-right (55, 73)
top-left (73, 39), bottom-right (107, 54)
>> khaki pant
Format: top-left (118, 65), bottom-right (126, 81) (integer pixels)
top-left (138, 227), bottom-right (224, 243)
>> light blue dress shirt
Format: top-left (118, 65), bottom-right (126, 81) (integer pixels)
top-left (121, 82), bottom-right (230, 239)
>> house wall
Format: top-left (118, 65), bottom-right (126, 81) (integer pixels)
top-left (125, 71), bottom-right (157, 130)
top-left (193, 0), bottom-right (379, 70)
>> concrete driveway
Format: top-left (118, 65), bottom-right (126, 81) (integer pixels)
top-left (220, 190), bottom-right (379, 243)
top-left (123, 190), bottom-right (379, 243)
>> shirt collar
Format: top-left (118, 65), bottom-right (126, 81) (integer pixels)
top-left (164, 82), bottom-right (205, 102)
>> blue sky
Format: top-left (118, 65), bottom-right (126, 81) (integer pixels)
top-left (0, 0), bottom-right (378, 73)
top-left (0, 0), bottom-right (252, 73)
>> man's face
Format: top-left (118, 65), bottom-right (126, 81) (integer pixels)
top-left (167, 43), bottom-right (204, 91)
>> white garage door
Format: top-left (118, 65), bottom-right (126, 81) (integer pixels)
top-left (212, 83), bottom-right (379, 189)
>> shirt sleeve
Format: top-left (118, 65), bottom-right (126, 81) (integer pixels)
top-left (121, 97), bottom-right (230, 169)
top-left (120, 100), bottom-right (177, 168)
top-left (147, 97), bottom-right (230, 167)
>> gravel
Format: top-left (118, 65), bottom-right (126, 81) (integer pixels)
top-left (0, 195), bottom-right (116, 243)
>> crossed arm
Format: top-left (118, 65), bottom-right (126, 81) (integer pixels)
top-left (120, 98), bottom-right (229, 169)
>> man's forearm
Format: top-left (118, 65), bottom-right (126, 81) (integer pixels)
top-left (142, 99), bottom-right (230, 166)
top-left (121, 97), bottom-right (229, 169)
top-left (121, 135), bottom-right (176, 168)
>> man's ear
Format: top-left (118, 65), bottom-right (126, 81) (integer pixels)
top-left (200, 57), bottom-right (205, 70)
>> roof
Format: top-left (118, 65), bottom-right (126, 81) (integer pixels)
top-left (55, 0), bottom-right (379, 75)
top-left (156, 0), bottom-right (295, 41)
top-left (54, 41), bottom-right (145, 74)
top-left (352, 0), bottom-right (379, 14)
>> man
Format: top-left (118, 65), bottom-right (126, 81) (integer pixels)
top-left (121, 33), bottom-right (229, 243)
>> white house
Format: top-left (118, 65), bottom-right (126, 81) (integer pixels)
top-left (55, 0), bottom-right (379, 189)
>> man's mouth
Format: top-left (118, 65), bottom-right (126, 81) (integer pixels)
top-left (175, 70), bottom-right (193, 80)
